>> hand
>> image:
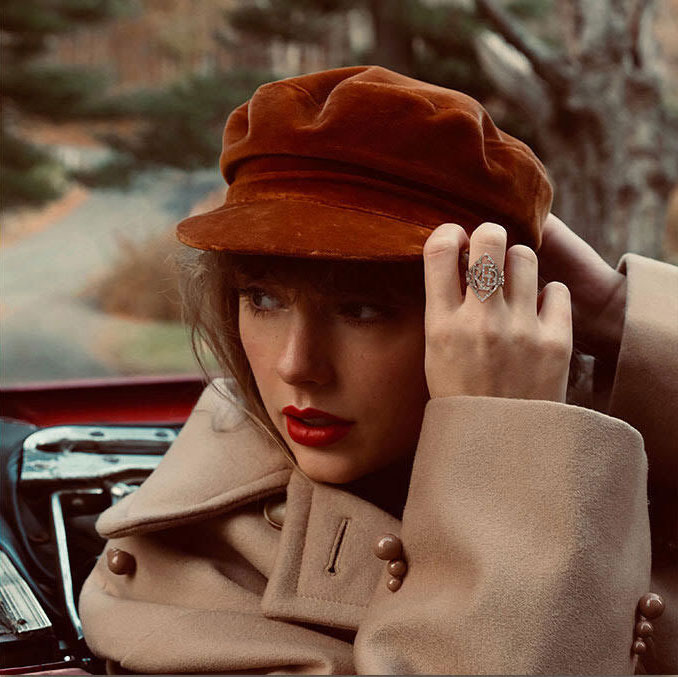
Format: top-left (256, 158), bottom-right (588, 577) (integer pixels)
top-left (537, 213), bottom-right (626, 359)
top-left (423, 222), bottom-right (573, 403)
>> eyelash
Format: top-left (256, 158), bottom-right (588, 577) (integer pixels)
top-left (238, 288), bottom-right (278, 319)
top-left (237, 287), bottom-right (392, 326)
top-left (340, 303), bottom-right (389, 327)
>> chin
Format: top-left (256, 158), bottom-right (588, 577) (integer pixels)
top-left (293, 451), bottom-right (370, 485)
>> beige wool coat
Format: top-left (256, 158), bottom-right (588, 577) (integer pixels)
top-left (79, 253), bottom-right (678, 675)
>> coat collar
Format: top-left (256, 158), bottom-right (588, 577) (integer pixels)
top-left (96, 381), bottom-right (292, 538)
top-left (95, 380), bottom-right (401, 632)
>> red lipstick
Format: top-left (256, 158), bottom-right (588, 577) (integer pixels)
top-left (282, 406), bottom-right (354, 447)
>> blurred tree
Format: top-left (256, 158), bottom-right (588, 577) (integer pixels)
top-left (475, 0), bottom-right (678, 261)
top-left (222, 0), bottom-right (500, 104)
top-left (1, 0), bottom-right (132, 209)
top-left (74, 69), bottom-right (271, 187)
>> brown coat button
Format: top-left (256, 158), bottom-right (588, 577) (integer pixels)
top-left (638, 592), bottom-right (665, 619)
top-left (387, 576), bottom-right (403, 592)
top-left (374, 534), bottom-right (402, 561)
top-left (107, 548), bottom-right (136, 575)
top-left (632, 639), bottom-right (647, 655)
top-left (635, 620), bottom-right (654, 637)
top-left (387, 559), bottom-right (407, 578)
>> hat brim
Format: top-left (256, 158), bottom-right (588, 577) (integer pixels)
top-left (176, 199), bottom-right (441, 262)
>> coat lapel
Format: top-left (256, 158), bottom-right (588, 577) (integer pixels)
top-left (262, 471), bottom-right (400, 631)
top-left (96, 383), bottom-right (292, 538)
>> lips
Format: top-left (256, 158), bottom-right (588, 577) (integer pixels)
top-left (282, 406), bottom-right (354, 447)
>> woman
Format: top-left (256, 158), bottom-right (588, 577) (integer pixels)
top-left (79, 65), bottom-right (676, 674)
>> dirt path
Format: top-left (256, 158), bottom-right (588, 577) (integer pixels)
top-left (2, 186), bottom-right (90, 248)
top-left (1, 168), bottom-right (222, 384)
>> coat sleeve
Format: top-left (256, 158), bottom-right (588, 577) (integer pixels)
top-left (593, 253), bottom-right (678, 489)
top-left (592, 253), bottom-right (678, 674)
top-left (353, 396), bottom-right (650, 674)
top-left (354, 253), bottom-right (678, 675)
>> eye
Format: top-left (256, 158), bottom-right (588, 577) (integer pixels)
top-left (239, 287), bottom-right (284, 315)
top-left (339, 301), bottom-right (393, 325)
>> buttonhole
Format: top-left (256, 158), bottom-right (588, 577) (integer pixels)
top-left (325, 518), bottom-right (350, 576)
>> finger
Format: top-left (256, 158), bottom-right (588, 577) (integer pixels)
top-left (423, 223), bottom-right (470, 313)
top-left (466, 222), bottom-right (507, 305)
top-left (504, 244), bottom-right (539, 313)
top-left (537, 281), bottom-right (572, 337)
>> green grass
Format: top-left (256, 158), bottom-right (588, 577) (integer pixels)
top-left (106, 320), bottom-right (218, 375)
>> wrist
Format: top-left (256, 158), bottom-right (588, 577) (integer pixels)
top-left (577, 273), bottom-right (627, 361)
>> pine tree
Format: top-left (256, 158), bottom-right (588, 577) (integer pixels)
top-left (224, 0), bottom-right (498, 102)
top-left (75, 69), bottom-right (271, 188)
top-left (1, 0), bottom-right (131, 209)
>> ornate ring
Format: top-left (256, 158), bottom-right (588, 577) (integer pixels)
top-left (465, 252), bottom-right (505, 302)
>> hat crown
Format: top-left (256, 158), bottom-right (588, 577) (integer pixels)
top-left (219, 65), bottom-right (551, 242)
top-left (177, 65), bottom-right (552, 258)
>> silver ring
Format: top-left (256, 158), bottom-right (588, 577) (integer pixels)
top-left (465, 252), bottom-right (505, 302)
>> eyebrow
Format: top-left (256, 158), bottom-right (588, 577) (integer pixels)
top-left (237, 278), bottom-right (399, 308)
top-left (231, 262), bottom-right (421, 307)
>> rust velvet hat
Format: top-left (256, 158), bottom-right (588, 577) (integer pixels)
top-left (176, 65), bottom-right (553, 260)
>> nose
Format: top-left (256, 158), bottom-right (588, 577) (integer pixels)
top-left (276, 309), bottom-right (335, 387)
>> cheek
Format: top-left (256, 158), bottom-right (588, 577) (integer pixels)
top-left (239, 312), bottom-right (256, 363)
top-left (239, 312), bottom-right (275, 387)
top-left (380, 321), bottom-right (426, 382)
top-left (351, 325), bottom-right (428, 417)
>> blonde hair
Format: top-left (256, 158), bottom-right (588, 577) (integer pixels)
top-left (176, 248), bottom-right (280, 459)
top-left (179, 246), bottom-right (587, 460)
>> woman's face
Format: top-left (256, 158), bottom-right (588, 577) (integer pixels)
top-left (238, 272), bottom-right (429, 484)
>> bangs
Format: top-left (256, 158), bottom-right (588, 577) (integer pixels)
top-left (227, 254), bottom-right (425, 306)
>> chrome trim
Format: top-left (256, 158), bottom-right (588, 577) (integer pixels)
top-left (109, 480), bottom-right (143, 503)
top-left (0, 550), bottom-right (52, 636)
top-left (50, 489), bottom-right (104, 640)
top-left (21, 425), bottom-right (175, 484)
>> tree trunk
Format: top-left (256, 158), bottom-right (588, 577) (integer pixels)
top-left (368, 0), bottom-right (415, 75)
top-left (475, 0), bottom-right (677, 264)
